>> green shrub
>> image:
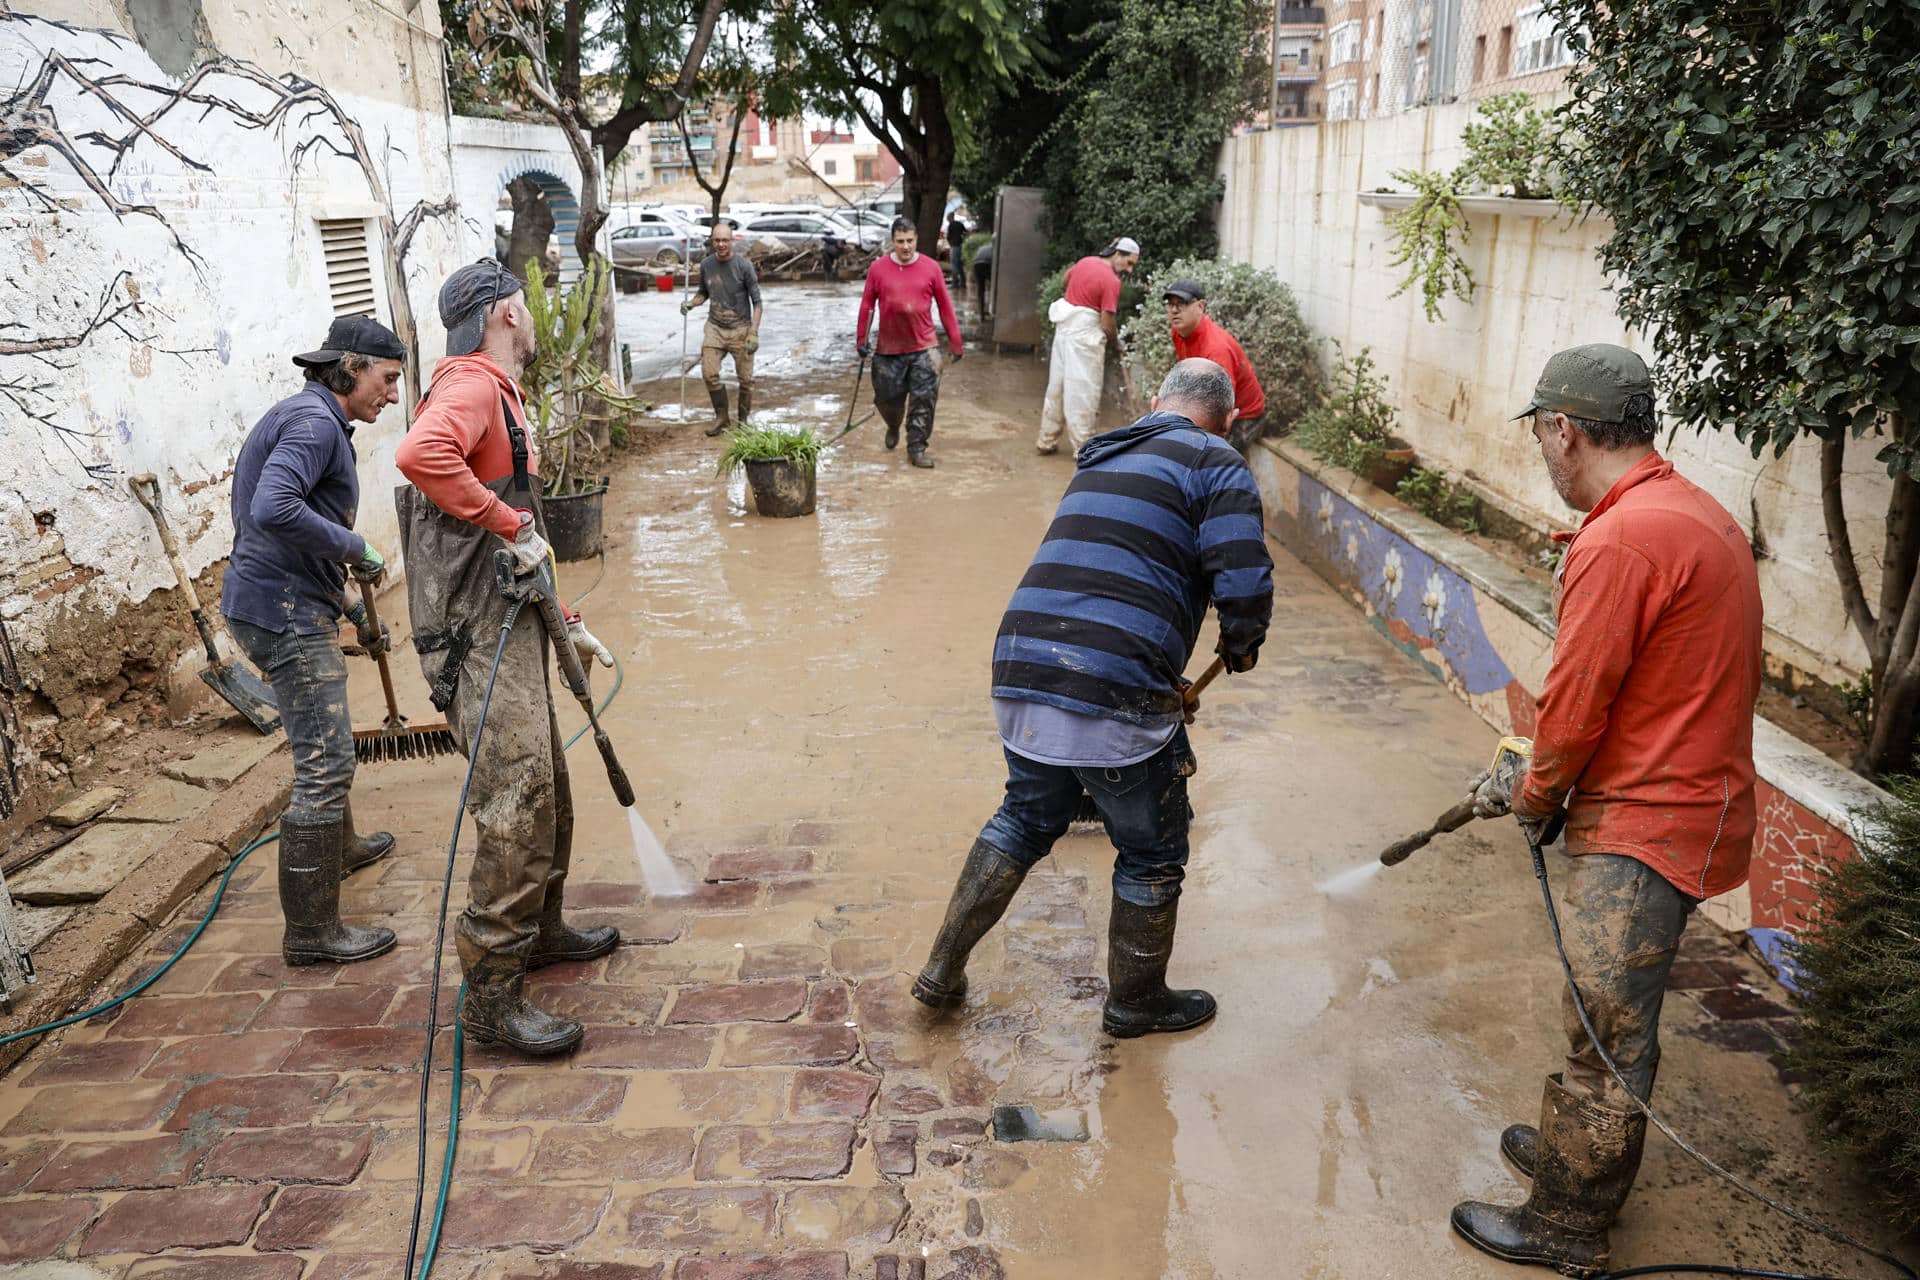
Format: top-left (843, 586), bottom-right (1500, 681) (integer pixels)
top-left (960, 231), bottom-right (993, 266)
top-left (714, 424), bottom-right (824, 476)
top-left (1294, 344), bottom-right (1397, 477)
top-left (1117, 258), bottom-right (1320, 428)
top-left (1456, 90), bottom-right (1556, 200)
top-left (1396, 466), bottom-right (1481, 533)
top-left (1036, 264), bottom-right (1069, 345)
top-left (1786, 776), bottom-right (1920, 1225)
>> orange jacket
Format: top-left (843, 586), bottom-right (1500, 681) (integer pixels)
top-left (1171, 316), bottom-right (1265, 421)
top-left (394, 354), bottom-right (537, 540)
top-left (1514, 453), bottom-right (1763, 900)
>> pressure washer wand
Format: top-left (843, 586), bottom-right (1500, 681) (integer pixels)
top-left (1377, 736), bottom-right (1536, 867)
top-left (494, 550), bottom-right (637, 808)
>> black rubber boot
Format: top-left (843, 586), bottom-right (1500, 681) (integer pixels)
top-left (527, 873), bottom-right (621, 972)
top-left (908, 448), bottom-right (937, 469)
top-left (881, 407), bottom-right (902, 450)
top-left (341, 798), bottom-right (394, 876)
top-left (1502, 1059), bottom-right (1654, 1180)
top-left (1101, 896), bottom-right (1216, 1038)
top-left (737, 386), bottom-right (753, 426)
top-left (705, 386), bottom-right (731, 437)
top-left (460, 950), bottom-right (584, 1057)
top-left (280, 814), bottom-right (397, 966)
top-left (911, 839), bottom-right (1030, 1010)
top-left (1451, 1075), bottom-right (1648, 1278)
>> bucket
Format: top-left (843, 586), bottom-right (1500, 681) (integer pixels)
top-left (655, 273), bottom-right (673, 292)
top-left (744, 458), bottom-right (816, 518)
top-left (542, 478), bottom-right (608, 560)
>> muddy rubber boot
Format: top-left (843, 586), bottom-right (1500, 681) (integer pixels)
top-left (736, 386), bottom-right (753, 426)
top-left (911, 839), bottom-right (1030, 1010)
top-left (705, 386), bottom-right (731, 437)
top-left (1101, 896), bottom-right (1216, 1038)
top-left (527, 873), bottom-right (621, 972)
top-left (882, 412), bottom-right (902, 450)
top-left (340, 798), bottom-right (394, 876)
top-left (1451, 1075), bottom-right (1648, 1278)
top-left (279, 814), bottom-right (397, 966)
top-left (908, 448), bottom-right (937, 469)
top-left (460, 950), bottom-right (584, 1057)
top-left (1502, 1060), bottom-right (1653, 1180)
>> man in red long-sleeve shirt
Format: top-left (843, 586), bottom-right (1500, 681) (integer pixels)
top-left (1164, 280), bottom-right (1266, 455)
top-left (392, 259), bottom-right (619, 1058)
top-left (857, 218), bottom-right (962, 469)
top-left (1452, 344), bottom-right (1763, 1276)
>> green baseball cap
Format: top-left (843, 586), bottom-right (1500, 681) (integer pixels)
top-left (1511, 343), bottom-right (1652, 423)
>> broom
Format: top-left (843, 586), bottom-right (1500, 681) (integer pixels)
top-left (351, 581), bottom-right (458, 763)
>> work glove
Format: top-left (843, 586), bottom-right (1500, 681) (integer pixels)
top-left (949, 347), bottom-right (964, 363)
top-left (567, 615), bottom-right (615, 669)
top-left (344, 599), bottom-right (390, 658)
top-left (1218, 643), bottom-right (1258, 674)
top-left (856, 340), bottom-right (872, 360)
top-left (745, 331), bottom-right (760, 355)
top-left (679, 297), bottom-right (697, 316)
top-left (508, 509), bottom-right (550, 576)
top-left (350, 541), bottom-right (386, 585)
top-left (1467, 766), bottom-right (1511, 819)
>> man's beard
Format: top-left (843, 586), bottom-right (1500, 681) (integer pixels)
top-left (1545, 451), bottom-right (1578, 507)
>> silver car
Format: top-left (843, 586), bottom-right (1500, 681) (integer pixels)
top-left (742, 212), bottom-right (877, 253)
top-left (609, 212), bottom-right (705, 275)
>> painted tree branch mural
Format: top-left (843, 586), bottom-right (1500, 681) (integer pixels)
top-left (1, 14), bottom-right (460, 480)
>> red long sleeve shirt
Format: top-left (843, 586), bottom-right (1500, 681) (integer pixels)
top-left (857, 253), bottom-right (961, 357)
top-left (1172, 315), bottom-right (1265, 421)
top-left (1514, 453), bottom-right (1763, 901)
top-left (394, 353), bottom-right (536, 540)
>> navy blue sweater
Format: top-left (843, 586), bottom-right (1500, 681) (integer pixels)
top-left (992, 412), bottom-right (1274, 726)
top-left (221, 383), bottom-right (368, 635)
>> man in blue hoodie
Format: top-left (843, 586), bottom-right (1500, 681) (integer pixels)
top-left (912, 358), bottom-right (1274, 1037)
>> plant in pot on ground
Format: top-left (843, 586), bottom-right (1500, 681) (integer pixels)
top-left (522, 256), bottom-right (649, 497)
top-left (1294, 344), bottom-right (1407, 487)
top-left (716, 423), bottom-right (824, 518)
top-left (1117, 257), bottom-right (1321, 431)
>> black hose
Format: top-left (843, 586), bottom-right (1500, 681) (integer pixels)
top-left (1528, 841), bottom-right (1917, 1280)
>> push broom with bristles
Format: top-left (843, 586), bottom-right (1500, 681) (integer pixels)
top-left (351, 581), bottom-right (459, 764)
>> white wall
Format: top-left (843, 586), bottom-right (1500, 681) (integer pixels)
top-left (450, 113), bottom-right (589, 281)
top-left (1216, 101), bottom-right (1889, 685)
top-left (0, 3), bottom-right (470, 774)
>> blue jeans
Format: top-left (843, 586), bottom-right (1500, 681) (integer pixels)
top-left (228, 618), bottom-right (354, 821)
top-left (979, 725), bottom-right (1196, 907)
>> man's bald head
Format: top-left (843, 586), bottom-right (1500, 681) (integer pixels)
top-left (1152, 357), bottom-right (1235, 437)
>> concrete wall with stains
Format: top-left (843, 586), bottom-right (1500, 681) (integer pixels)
top-left (0, 2), bottom-right (472, 790)
top-left (1215, 104), bottom-right (1892, 691)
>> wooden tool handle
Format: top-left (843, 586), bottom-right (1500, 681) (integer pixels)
top-left (357, 581), bottom-right (406, 727)
top-left (1185, 655), bottom-right (1228, 701)
top-left (130, 474), bottom-right (223, 665)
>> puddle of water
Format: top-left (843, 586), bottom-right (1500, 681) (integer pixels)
top-left (627, 805), bottom-right (689, 898)
top-left (1316, 860), bottom-right (1386, 897)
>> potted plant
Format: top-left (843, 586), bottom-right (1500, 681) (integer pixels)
top-left (1294, 344), bottom-right (1415, 490)
top-left (716, 424), bottom-right (823, 518)
top-left (521, 257), bottom-right (649, 559)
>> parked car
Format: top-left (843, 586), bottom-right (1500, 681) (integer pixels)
top-left (742, 212), bottom-right (880, 253)
top-left (691, 214), bottom-right (757, 251)
top-left (608, 212), bottom-right (704, 282)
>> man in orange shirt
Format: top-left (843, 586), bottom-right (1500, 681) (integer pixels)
top-left (392, 260), bottom-right (619, 1058)
top-left (1164, 280), bottom-right (1265, 454)
top-left (1453, 344), bottom-right (1763, 1275)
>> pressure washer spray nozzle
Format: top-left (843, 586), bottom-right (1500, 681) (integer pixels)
top-left (1377, 736), bottom-right (1535, 867)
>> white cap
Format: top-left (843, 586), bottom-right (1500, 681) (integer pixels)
top-left (1113, 236), bottom-right (1141, 255)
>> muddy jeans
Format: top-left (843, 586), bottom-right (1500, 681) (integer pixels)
top-left (1556, 851), bottom-right (1694, 1105)
top-left (701, 319), bottom-right (755, 398)
top-left (979, 726), bottom-right (1197, 907)
top-left (871, 349), bottom-right (940, 451)
top-left (229, 619), bottom-right (353, 822)
top-left (442, 605), bottom-right (576, 969)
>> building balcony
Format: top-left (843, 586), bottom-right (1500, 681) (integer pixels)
top-left (1274, 70), bottom-right (1321, 84)
top-left (1278, 6), bottom-right (1325, 24)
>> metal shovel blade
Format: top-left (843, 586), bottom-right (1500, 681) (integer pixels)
top-left (200, 662), bottom-right (281, 735)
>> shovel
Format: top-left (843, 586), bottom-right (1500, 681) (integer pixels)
top-left (128, 475), bottom-right (280, 735)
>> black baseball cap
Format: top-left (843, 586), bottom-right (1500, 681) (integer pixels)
top-left (440, 259), bottom-right (524, 357)
top-left (1163, 279), bottom-right (1206, 303)
top-left (291, 316), bottom-right (407, 368)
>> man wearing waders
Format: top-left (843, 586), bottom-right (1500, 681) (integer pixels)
top-left (393, 261), bottom-right (619, 1057)
top-left (1456, 345), bottom-right (1763, 1275)
top-left (680, 222), bottom-right (762, 438)
top-left (1037, 236), bottom-right (1140, 455)
top-left (912, 359), bottom-right (1271, 1037)
top-left (222, 316), bottom-right (408, 967)
top-left (856, 218), bottom-right (963, 470)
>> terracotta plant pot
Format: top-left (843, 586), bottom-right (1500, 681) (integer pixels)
top-left (1368, 442), bottom-right (1417, 493)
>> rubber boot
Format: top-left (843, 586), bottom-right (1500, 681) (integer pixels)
top-left (527, 872), bottom-right (621, 972)
top-left (908, 448), bottom-right (937, 469)
top-left (341, 798), bottom-right (394, 876)
top-left (1451, 1075), bottom-right (1648, 1278)
top-left (1101, 896), bottom-right (1216, 1038)
top-left (460, 950), bottom-right (584, 1057)
top-left (705, 386), bottom-right (731, 437)
top-left (881, 405), bottom-right (902, 450)
top-left (736, 385), bottom-right (753, 426)
top-left (279, 813), bottom-right (397, 966)
top-left (1502, 1059), bottom-right (1656, 1180)
top-left (911, 839), bottom-right (1030, 1010)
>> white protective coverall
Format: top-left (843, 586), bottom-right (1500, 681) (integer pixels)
top-left (1036, 296), bottom-right (1107, 452)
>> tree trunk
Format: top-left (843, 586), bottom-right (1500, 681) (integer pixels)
top-left (506, 177), bottom-right (554, 282)
top-left (913, 78), bottom-right (955, 252)
top-left (1867, 668), bottom-right (1920, 777)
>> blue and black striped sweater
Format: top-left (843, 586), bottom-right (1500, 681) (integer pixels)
top-left (992, 412), bottom-right (1275, 727)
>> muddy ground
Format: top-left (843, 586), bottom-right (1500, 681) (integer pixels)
top-left (0, 281), bottom-right (1906, 1277)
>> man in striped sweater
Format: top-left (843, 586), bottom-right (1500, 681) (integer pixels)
top-left (912, 358), bottom-right (1274, 1037)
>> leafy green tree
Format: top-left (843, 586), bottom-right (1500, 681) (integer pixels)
top-left (1546, 0), bottom-right (1920, 775)
top-left (773, 0), bottom-right (1038, 247)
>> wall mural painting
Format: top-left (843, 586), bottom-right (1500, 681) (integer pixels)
top-left (0, 13), bottom-right (457, 485)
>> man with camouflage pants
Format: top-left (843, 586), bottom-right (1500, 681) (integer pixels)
top-left (856, 218), bottom-right (963, 470)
